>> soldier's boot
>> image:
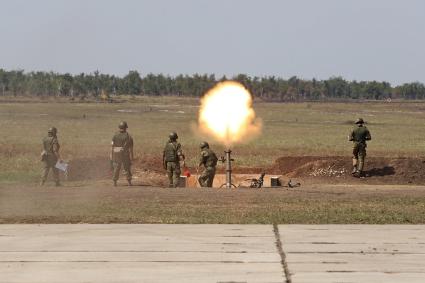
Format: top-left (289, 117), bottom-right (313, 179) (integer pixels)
top-left (41, 167), bottom-right (49, 186)
top-left (127, 179), bottom-right (132, 186)
top-left (358, 156), bottom-right (365, 178)
top-left (172, 172), bottom-right (180, 188)
top-left (351, 159), bottom-right (358, 175)
top-left (113, 180), bottom-right (117, 187)
top-left (167, 172), bottom-right (173, 188)
top-left (198, 176), bottom-right (205, 187)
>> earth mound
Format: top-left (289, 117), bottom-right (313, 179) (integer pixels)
top-left (272, 156), bottom-right (425, 185)
top-left (65, 154), bottom-right (425, 186)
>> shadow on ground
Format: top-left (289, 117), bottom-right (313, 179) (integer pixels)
top-left (365, 166), bottom-right (395, 177)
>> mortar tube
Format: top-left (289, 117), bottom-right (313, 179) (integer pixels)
top-left (225, 149), bottom-right (232, 189)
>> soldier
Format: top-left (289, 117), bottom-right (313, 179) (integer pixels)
top-left (111, 121), bottom-right (134, 186)
top-left (349, 118), bottom-right (371, 177)
top-left (163, 132), bottom-right (185, 188)
top-left (40, 127), bottom-right (61, 186)
top-left (197, 141), bottom-right (218, 187)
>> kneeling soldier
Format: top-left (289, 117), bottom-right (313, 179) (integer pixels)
top-left (111, 121), bottom-right (134, 186)
top-left (198, 141), bottom-right (218, 187)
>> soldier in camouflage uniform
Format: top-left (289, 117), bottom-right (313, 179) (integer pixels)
top-left (40, 127), bottom-right (61, 186)
top-left (163, 132), bottom-right (185, 188)
top-left (349, 118), bottom-right (371, 177)
top-left (111, 121), bottom-right (134, 186)
top-left (198, 141), bottom-right (218, 187)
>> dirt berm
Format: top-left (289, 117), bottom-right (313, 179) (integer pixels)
top-left (271, 156), bottom-right (425, 185)
top-left (65, 155), bottom-right (425, 185)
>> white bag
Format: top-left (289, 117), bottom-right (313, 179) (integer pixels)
top-left (55, 160), bottom-right (68, 172)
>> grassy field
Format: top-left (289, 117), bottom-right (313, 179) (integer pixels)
top-left (1, 97), bottom-right (425, 224)
top-left (1, 183), bottom-right (424, 224)
top-left (1, 97), bottom-right (425, 182)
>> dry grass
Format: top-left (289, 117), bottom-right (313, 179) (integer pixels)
top-left (2, 98), bottom-right (425, 224)
top-left (1, 98), bottom-right (425, 182)
top-left (1, 184), bottom-right (424, 224)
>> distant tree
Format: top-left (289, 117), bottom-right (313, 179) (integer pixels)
top-left (3, 68), bottom-right (425, 101)
top-left (143, 73), bottom-right (160, 95)
top-left (58, 73), bottom-right (73, 96)
top-left (324, 77), bottom-right (349, 98)
top-left (123, 70), bottom-right (143, 95)
top-left (0, 69), bottom-right (8, 95)
top-left (9, 70), bottom-right (25, 96)
top-left (398, 82), bottom-right (425, 99)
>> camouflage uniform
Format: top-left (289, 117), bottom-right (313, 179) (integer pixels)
top-left (198, 143), bottom-right (218, 187)
top-left (41, 128), bottom-right (60, 186)
top-left (349, 118), bottom-right (371, 177)
top-left (111, 122), bottom-right (134, 186)
top-left (163, 133), bottom-right (184, 188)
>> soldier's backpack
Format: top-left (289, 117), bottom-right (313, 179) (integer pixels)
top-left (164, 142), bottom-right (178, 162)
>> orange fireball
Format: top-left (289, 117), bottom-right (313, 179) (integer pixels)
top-left (198, 81), bottom-right (261, 147)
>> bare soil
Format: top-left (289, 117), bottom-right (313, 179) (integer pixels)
top-left (4, 154), bottom-right (422, 224)
top-left (66, 155), bottom-right (425, 186)
top-left (271, 156), bottom-right (425, 185)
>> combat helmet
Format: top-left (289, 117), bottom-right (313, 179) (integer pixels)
top-left (200, 141), bottom-right (209, 149)
top-left (169, 132), bottom-right (178, 141)
top-left (118, 121), bottom-right (128, 129)
top-left (48, 127), bottom-right (57, 135)
top-left (355, 118), bottom-right (364, 124)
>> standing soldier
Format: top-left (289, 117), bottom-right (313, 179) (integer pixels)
top-left (111, 121), bottom-right (134, 186)
top-left (349, 118), bottom-right (371, 177)
top-left (40, 127), bottom-right (61, 186)
top-left (198, 141), bottom-right (218, 187)
top-left (163, 132), bottom-right (185, 188)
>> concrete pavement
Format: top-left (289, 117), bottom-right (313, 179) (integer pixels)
top-left (0, 224), bottom-right (424, 282)
top-left (280, 225), bottom-right (425, 283)
top-left (0, 225), bottom-right (283, 283)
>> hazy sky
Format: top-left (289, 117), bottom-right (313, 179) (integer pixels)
top-left (1, 0), bottom-right (424, 85)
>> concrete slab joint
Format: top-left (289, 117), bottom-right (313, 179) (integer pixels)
top-left (273, 224), bottom-right (292, 283)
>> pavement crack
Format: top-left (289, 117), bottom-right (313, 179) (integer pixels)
top-left (273, 224), bottom-right (291, 283)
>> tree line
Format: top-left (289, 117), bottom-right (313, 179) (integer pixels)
top-left (1, 69), bottom-right (424, 101)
